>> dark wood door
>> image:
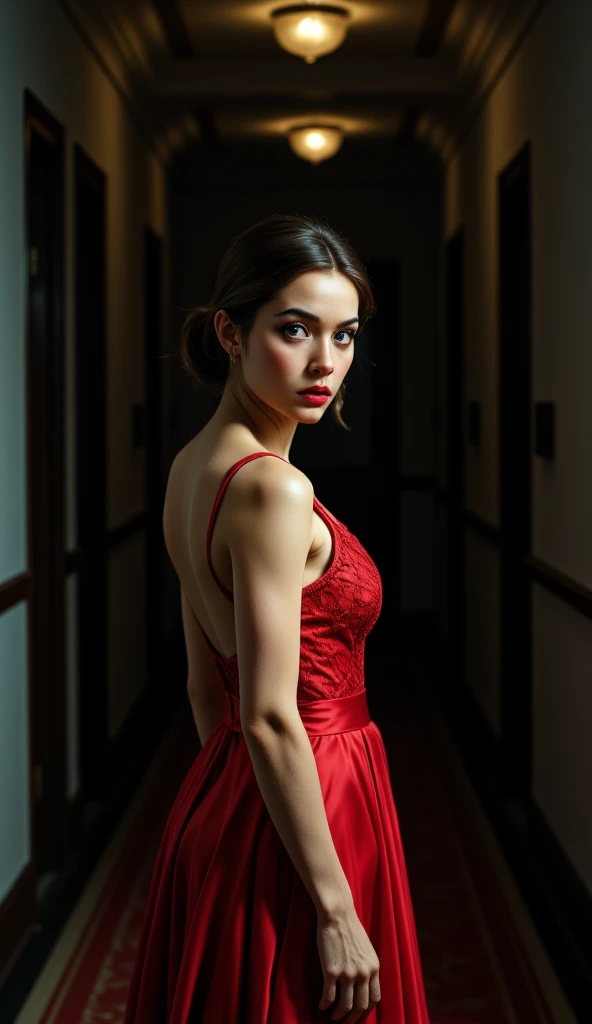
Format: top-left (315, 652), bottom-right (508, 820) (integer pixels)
top-left (446, 227), bottom-right (466, 687)
top-left (74, 146), bottom-right (108, 799)
top-left (143, 227), bottom-right (165, 689)
top-left (365, 258), bottom-right (401, 653)
top-left (498, 141), bottom-right (533, 797)
top-left (25, 91), bottom-right (67, 875)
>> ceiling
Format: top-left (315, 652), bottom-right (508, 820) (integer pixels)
top-left (62, 0), bottom-right (546, 163)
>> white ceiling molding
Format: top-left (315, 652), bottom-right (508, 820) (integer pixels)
top-left (57, 0), bottom-right (191, 163)
top-left (438, 0), bottom-right (549, 161)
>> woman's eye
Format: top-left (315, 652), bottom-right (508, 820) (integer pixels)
top-left (280, 324), bottom-right (356, 344)
top-left (280, 323), bottom-right (308, 339)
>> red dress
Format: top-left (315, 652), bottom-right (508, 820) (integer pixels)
top-left (123, 452), bottom-right (430, 1023)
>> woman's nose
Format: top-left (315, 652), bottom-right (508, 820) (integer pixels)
top-left (311, 341), bottom-right (334, 375)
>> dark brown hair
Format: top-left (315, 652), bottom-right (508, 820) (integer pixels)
top-left (180, 213), bottom-right (375, 430)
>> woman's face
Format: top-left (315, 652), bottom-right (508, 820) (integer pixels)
top-left (241, 270), bottom-right (358, 421)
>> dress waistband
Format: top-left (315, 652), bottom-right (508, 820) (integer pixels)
top-left (223, 688), bottom-right (371, 737)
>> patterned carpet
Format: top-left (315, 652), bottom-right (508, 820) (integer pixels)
top-left (20, 655), bottom-right (574, 1023)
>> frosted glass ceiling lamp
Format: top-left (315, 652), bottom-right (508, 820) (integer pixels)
top-left (271, 4), bottom-right (350, 63)
top-left (288, 125), bottom-right (344, 164)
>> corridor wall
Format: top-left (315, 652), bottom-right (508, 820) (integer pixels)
top-left (0, 0), bottom-right (168, 910)
top-left (438, 0), bottom-right (592, 896)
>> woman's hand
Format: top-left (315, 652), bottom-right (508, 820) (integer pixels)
top-left (316, 902), bottom-right (381, 1020)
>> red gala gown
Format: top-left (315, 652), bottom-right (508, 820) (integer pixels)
top-left (123, 452), bottom-right (430, 1023)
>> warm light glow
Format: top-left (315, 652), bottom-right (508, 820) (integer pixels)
top-left (288, 124), bottom-right (344, 163)
top-left (305, 132), bottom-right (325, 149)
top-left (297, 17), bottom-right (324, 41)
top-left (271, 4), bottom-right (350, 63)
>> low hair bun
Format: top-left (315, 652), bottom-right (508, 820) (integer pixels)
top-left (180, 304), bottom-right (227, 391)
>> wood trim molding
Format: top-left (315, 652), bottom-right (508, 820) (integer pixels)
top-left (0, 572), bottom-right (31, 615)
top-left (106, 510), bottom-right (149, 549)
top-left (0, 524), bottom-right (149, 607)
top-left (525, 554), bottom-right (592, 621)
top-left (64, 547), bottom-right (84, 577)
top-left (393, 483), bottom-right (592, 622)
top-left (152, 0), bottom-right (195, 59)
top-left (0, 862), bottom-right (36, 985)
top-left (416, 0), bottom-right (458, 57)
top-left (463, 509), bottom-right (502, 545)
top-left (433, 488), bottom-right (503, 547)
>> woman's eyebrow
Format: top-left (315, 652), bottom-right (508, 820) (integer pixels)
top-left (274, 307), bottom-right (359, 328)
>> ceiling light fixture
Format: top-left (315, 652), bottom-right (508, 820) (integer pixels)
top-left (271, 3), bottom-right (351, 64)
top-left (288, 124), bottom-right (344, 163)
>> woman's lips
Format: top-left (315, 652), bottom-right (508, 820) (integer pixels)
top-left (298, 391), bottom-right (329, 405)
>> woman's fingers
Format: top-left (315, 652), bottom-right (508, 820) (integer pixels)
top-left (330, 977), bottom-right (355, 1019)
top-left (321, 972), bottom-right (380, 1021)
top-left (347, 977), bottom-right (371, 1022)
top-left (369, 970), bottom-right (381, 1005)
top-left (319, 978), bottom-right (337, 1010)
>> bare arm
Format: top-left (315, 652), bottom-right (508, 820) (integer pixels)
top-left (227, 460), bottom-right (353, 919)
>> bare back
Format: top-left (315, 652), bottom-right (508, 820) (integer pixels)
top-left (162, 425), bottom-right (335, 660)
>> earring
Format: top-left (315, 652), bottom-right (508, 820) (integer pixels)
top-left (229, 348), bottom-right (236, 367)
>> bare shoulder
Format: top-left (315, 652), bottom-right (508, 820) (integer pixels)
top-left (224, 456), bottom-right (315, 566)
top-left (228, 455), bottom-right (313, 513)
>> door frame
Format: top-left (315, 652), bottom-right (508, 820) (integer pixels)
top-left (74, 144), bottom-right (109, 800)
top-left (366, 258), bottom-right (401, 645)
top-left (498, 140), bottom-right (533, 797)
top-left (24, 89), bottom-right (68, 875)
top-left (143, 226), bottom-right (165, 689)
top-left (445, 226), bottom-right (466, 686)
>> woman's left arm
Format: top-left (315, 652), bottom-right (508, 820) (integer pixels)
top-left (180, 584), bottom-right (227, 746)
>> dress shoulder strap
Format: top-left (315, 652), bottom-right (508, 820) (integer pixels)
top-left (206, 452), bottom-right (289, 602)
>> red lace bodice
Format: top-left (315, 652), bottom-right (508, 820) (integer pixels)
top-left (198, 452), bottom-right (383, 701)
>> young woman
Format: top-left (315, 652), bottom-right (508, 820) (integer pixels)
top-left (123, 214), bottom-right (430, 1023)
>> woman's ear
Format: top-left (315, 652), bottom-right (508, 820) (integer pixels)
top-left (213, 309), bottom-right (237, 354)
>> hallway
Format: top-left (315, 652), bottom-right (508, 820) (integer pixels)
top-left (1, 0), bottom-right (591, 1020)
top-left (3, 655), bottom-right (576, 1022)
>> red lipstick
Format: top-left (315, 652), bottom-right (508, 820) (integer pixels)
top-left (297, 386), bottom-right (330, 406)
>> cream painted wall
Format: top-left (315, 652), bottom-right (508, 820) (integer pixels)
top-left (441, 0), bottom-right (592, 893)
top-left (0, 0), bottom-right (168, 905)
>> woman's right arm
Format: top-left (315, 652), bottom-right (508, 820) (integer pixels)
top-left (226, 458), bottom-right (352, 918)
top-left (227, 460), bottom-right (381, 1019)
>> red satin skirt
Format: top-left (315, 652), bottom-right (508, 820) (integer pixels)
top-left (123, 688), bottom-right (430, 1022)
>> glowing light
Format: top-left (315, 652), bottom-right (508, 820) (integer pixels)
top-left (271, 4), bottom-right (350, 63)
top-left (288, 124), bottom-right (344, 163)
